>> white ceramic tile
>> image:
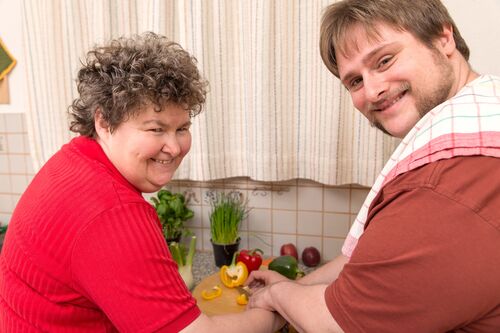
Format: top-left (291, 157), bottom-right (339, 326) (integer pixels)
top-left (323, 213), bottom-right (350, 237)
top-left (248, 232), bottom-right (272, 258)
top-left (0, 175), bottom-right (11, 192)
top-left (201, 205), bottom-right (211, 228)
top-left (297, 236), bottom-right (323, 264)
top-left (10, 175), bottom-right (28, 194)
top-left (297, 186), bottom-right (323, 211)
top-left (0, 155), bottom-right (8, 173)
top-left (272, 210), bottom-right (296, 233)
top-left (0, 194), bottom-right (14, 212)
top-left (272, 186), bottom-right (297, 210)
top-left (8, 154), bottom-right (26, 174)
top-left (322, 237), bottom-right (345, 261)
top-left (183, 187), bottom-right (202, 205)
top-left (0, 213), bottom-right (11, 224)
top-left (202, 228), bottom-right (212, 251)
top-left (297, 211), bottom-right (322, 235)
top-left (350, 188), bottom-right (370, 214)
top-left (248, 208), bottom-right (272, 232)
top-left (323, 187), bottom-right (350, 213)
top-left (185, 205), bottom-right (202, 228)
top-left (0, 114), bottom-right (6, 132)
top-left (239, 216), bottom-right (248, 232)
top-left (25, 154), bottom-right (35, 175)
top-left (272, 234), bottom-right (297, 257)
top-left (11, 195), bottom-right (21, 209)
top-left (248, 188), bottom-right (272, 209)
top-left (5, 113), bottom-right (24, 133)
top-left (0, 135), bottom-right (5, 153)
top-left (6, 134), bottom-right (24, 154)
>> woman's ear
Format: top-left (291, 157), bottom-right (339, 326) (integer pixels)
top-left (94, 109), bottom-right (110, 139)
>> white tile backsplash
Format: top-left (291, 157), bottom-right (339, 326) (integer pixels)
top-left (324, 187), bottom-right (351, 213)
top-left (249, 208), bottom-right (272, 232)
top-left (8, 154), bottom-right (26, 173)
top-left (272, 186), bottom-right (297, 210)
top-left (297, 211), bottom-right (322, 236)
top-left (272, 210), bottom-right (297, 233)
top-left (323, 213), bottom-right (350, 237)
top-left (297, 186), bottom-right (323, 211)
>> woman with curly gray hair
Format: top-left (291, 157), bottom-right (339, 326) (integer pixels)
top-left (0, 33), bottom-right (283, 332)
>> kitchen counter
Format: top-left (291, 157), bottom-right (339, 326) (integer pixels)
top-left (192, 251), bottom-right (318, 287)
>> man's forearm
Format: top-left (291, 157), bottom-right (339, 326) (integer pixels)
top-left (298, 254), bottom-right (349, 285)
top-left (269, 281), bottom-right (344, 333)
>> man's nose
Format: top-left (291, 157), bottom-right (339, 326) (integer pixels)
top-left (364, 74), bottom-right (388, 103)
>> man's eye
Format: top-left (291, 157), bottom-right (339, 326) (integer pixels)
top-left (378, 56), bottom-right (393, 69)
top-left (350, 77), bottom-right (363, 90)
top-left (177, 126), bottom-right (190, 132)
top-left (149, 128), bottom-right (163, 133)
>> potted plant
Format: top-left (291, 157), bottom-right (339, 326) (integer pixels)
top-left (150, 189), bottom-right (194, 244)
top-left (209, 191), bottom-right (250, 267)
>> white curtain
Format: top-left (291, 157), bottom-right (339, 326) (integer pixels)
top-left (22, 0), bottom-right (398, 187)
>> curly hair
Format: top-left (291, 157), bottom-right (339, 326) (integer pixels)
top-left (69, 32), bottom-right (208, 137)
top-left (319, 0), bottom-right (470, 78)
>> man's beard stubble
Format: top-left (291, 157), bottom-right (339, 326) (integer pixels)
top-left (370, 49), bottom-right (455, 137)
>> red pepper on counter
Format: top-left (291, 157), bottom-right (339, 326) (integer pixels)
top-left (236, 248), bottom-right (264, 273)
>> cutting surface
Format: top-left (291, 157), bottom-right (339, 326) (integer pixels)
top-left (192, 271), bottom-right (246, 316)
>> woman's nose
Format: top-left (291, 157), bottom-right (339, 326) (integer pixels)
top-left (162, 134), bottom-right (181, 157)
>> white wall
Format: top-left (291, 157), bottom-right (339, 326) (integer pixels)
top-left (443, 0), bottom-right (500, 75)
top-left (0, 0), bottom-right (27, 114)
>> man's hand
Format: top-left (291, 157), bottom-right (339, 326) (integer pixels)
top-left (244, 269), bottom-right (288, 292)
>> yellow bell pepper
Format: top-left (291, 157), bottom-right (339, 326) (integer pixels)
top-left (201, 285), bottom-right (222, 300)
top-left (219, 259), bottom-right (248, 288)
top-left (236, 293), bottom-right (249, 305)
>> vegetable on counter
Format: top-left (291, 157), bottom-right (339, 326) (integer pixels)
top-left (219, 253), bottom-right (249, 288)
top-left (236, 248), bottom-right (263, 273)
top-left (268, 255), bottom-right (304, 280)
top-left (280, 243), bottom-right (298, 260)
top-left (169, 235), bottom-right (197, 290)
top-left (301, 246), bottom-right (321, 267)
top-left (201, 285), bottom-right (223, 300)
top-left (236, 293), bottom-right (249, 305)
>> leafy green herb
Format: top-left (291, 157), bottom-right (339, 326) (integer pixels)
top-left (150, 190), bottom-right (194, 240)
top-left (209, 191), bottom-right (249, 244)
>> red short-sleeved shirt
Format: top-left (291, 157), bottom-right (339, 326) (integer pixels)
top-left (325, 156), bottom-right (500, 332)
top-left (0, 136), bottom-right (200, 332)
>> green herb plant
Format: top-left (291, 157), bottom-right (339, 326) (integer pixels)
top-left (209, 191), bottom-right (250, 244)
top-left (150, 189), bottom-right (194, 241)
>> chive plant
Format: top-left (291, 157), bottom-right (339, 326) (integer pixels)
top-left (209, 191), bottom-right (249, 244)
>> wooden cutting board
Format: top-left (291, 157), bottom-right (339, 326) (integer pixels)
top-left (192, 271), bottom-right (247, 316)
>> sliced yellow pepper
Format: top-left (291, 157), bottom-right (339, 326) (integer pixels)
top-left (219, 261), bottom-right (248, 288)
top-left (201, 285), bottom-right (222, 300)
top-left (236, 293), bottom-right (249, 305)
